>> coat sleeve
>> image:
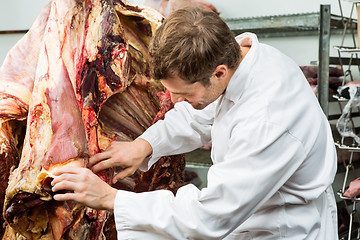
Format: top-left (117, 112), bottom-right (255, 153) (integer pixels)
top-left (138, 99), bottom-right (217, 170)
top-left (114, 119), bottom-right (307, 239)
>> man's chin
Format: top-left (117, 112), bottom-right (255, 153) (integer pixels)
top-left (191, 103), bottom-right (207, 110)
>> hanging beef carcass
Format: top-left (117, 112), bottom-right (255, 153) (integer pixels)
top-left (0, 0), bottom-right (185, 239)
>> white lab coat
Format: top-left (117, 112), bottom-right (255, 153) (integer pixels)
top-left (113, 33), bottom-right (338, 239)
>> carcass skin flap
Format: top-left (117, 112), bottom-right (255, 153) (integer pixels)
top-left (3, 0), bottom-right (91, 238)
top-left (0, 3), bottom-right (51, 122)
top-left (0, 0), bottom-right (187, 239)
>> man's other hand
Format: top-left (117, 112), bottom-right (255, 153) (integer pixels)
top-left (89, 138), bottom-right (152, 184)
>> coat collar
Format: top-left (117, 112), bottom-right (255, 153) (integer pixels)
top-left (222, 32), bottom-right (259, 103)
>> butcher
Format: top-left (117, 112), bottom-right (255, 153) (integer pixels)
top-left (51, 7), bottom-right (339, 239)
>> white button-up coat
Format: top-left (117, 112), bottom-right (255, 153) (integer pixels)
top-left (114, 33), bottom-right (338, 240)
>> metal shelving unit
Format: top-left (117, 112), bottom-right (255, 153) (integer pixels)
top-left (333, 1), bottom-right (360, 239)
top-left (225, 11), bottom-right (346, 38)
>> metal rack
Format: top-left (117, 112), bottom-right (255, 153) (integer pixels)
top-left (224, 11), bottom-right (346, 38)
top-left (336, 140), bottom-right (360, 240)
top-left (334, 46), bottom-right (360, 86)
top-left (333, 1), bottom-right (360, 239)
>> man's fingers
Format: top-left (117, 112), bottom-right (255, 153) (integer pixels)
top-left (343, 189), bottom-right (349, 196)
top-left (89, 151), bottom-right (111, 168)
top-left (53, 192), bottom-right (77, 201)
top-left (52, 174), bottom-right (78, 192)
top-left (343, 189), bottom-right (352, 198)
top-left (51, 169), bottom-right (90, 191)
top-left (112, 168), bottom-right (135, 183)
top-left (90, 159), bottom-right (114, 173)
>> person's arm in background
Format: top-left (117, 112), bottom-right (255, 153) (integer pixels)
top-left (89, 99), bottom-right (217, 183)
top-left (344, 178), bottom-right (360, 198)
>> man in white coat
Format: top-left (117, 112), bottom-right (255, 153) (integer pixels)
top-left (52, 7), bottom-right (339, 239)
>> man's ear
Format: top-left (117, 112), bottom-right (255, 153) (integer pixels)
top-left (215, 71), bottom-right (222, 78)
top-left (214, 65), bottom-right (228, 79)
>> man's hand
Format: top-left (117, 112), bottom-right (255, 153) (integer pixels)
top-left (51, 166), bottom-right (117, 211)
top-left (89, 138), bottom-right (153, 184)
top-left (344, 177), bottom-right (360, 198)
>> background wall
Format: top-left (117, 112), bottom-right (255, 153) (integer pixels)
top-left (0, 0), bottom-right (49, 31)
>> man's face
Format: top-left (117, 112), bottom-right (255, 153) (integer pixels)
top-left (160, 75), bottom-right (225, 110)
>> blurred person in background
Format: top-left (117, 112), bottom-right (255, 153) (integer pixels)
top-left (136, 0), bottom-right (218, 16)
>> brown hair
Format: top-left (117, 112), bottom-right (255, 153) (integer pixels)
top-left (149, 7), bottom-right (241, 86)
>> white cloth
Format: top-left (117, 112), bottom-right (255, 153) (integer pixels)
top-left (114, 33), bottom-right (338, 239)
top-left (129, 0), bottom-right (172, 16)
